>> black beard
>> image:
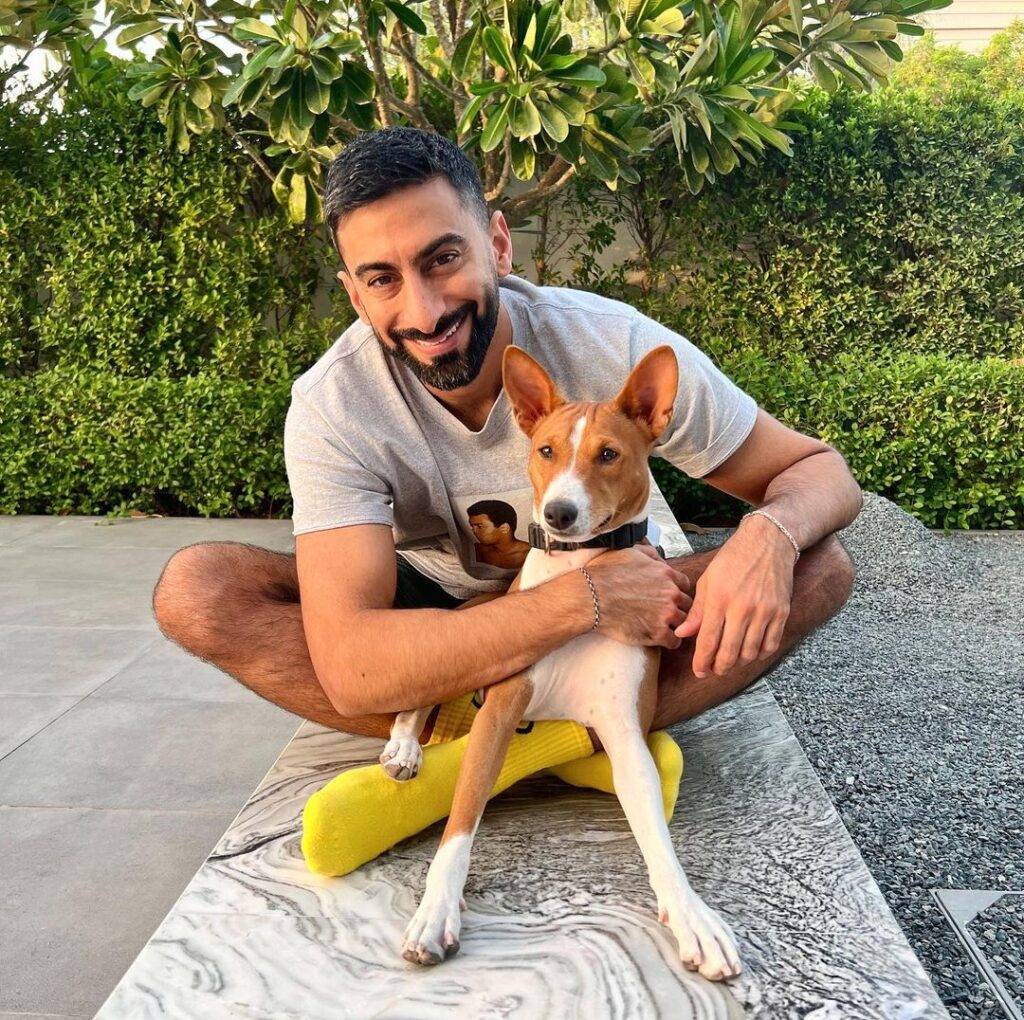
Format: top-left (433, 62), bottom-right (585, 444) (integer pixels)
top-left (374, 279), bottom-right (500, 392)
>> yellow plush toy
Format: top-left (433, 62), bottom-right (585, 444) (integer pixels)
top-left (302, 692), bottom-right (684, 877)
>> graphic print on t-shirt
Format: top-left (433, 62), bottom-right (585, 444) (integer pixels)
top-left (452, 486), bottom-right (536, 578)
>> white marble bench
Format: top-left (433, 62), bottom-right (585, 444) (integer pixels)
top-left (97, 491), bottom-right (948, 1018)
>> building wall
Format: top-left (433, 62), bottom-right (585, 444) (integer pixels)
top-left (916, 0), bottom-right (1022, 53)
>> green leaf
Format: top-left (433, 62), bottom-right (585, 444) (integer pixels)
top-left (481, 96), bottom-right (512, 152)
top-left (482, 25), bottom-right (516, 76)
top-left (288, 172), bottom-right (307, 223)
top-left (548, 62), bottom-right (605, 87)
top-left (788, 0), bottom-right (802, 39)
top-left (535, 99), bottom-right (569, 141)
top-left (342, 61), bottom-right (374, 103)
top-left (510, 95), bottom-right (542, 137)
top-left (305, 69), bottom-right (328, 114)
top-left (117, 20), bottom-right (162, 47)
top-left (384, 0), bottom-right (427, 35)
top-left (233, 17), bottom-right (278, 42)
top-left (681, 31), bottom-right (717, 82)
top-left (549, 90), bottom-right (587, 125)
top-left (451, 25), bottom-right (479, 80)
top-left (456, 93), bottom-right (486, 134)
top-left (309, 52), bottom-right (340, 84)
top-left (509, 136), bottom-right (536, 179)
top-left (808, 54), bottom-right (837, 91)
top-left (186, 78), bottom-right (212, 109)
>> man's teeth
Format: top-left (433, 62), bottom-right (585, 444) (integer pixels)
top-left (419, 316), bottom-right (463, 345)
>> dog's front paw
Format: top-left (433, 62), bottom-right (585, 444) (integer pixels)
top-left (379, 736), bottom-right (422, 781)
top-left (659, 889), bottom-right (742, 981)
top-left (402, 890), bottom-right (463, 966)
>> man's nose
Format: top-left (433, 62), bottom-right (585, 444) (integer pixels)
top-left (544, 500), bottom-right (578, 531)
top-left (400, 276), bottom-right (448, 337)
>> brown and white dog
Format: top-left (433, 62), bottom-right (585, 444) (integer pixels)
top-left (381, 344), bottom-right (741, 982)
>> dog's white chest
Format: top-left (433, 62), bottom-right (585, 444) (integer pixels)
top-left (518, 549), bottom-right (648, 727)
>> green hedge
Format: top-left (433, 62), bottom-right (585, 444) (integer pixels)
top-left (652, 351), bottom-right (1024, 530)
top-left (0, 368), bottom-right (293, 518)
top-left (0, 88), bottom-right (346, 382)
top-left (2, 52), bottom-right (1023, 529)
top-left (580, 68), bottom-right (1024, 527)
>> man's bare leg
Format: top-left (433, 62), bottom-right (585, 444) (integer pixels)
top-left (150, 543), bottom-right (498, 740)
top-left (151, 533), bottom-right (852, 743)
top-left (649, 532), bottom-right (854, 730)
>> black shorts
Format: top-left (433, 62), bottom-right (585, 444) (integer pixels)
top-left (393, 554), bottom-right (467, 610)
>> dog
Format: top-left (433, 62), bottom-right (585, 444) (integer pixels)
top-left (380, 343), bottom-right (741, 982)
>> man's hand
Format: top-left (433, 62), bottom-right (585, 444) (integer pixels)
top-left (585, 545), bottom-right (693, 649)
top-left (674, 515), bottom-right (797, 677)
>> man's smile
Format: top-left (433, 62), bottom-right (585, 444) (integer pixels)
top-left (408, 312), bottom-right (468, 356)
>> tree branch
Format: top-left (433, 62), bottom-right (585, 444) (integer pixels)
top-left (394, 24), bottom-right (420, 108)
top-left (484, 138), bottom-right (512, 201)
top-left (502, 161), bottom-right (578, 222)
top-left (354, 0), bottom-right (393, 126)
top-left (226, 122), bottom-right (278, 184)
top-left (389, 35), bottom-right (460, 102)
top-left (429, 0), bottom-right (454, 59)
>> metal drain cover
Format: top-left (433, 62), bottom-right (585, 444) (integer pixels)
top-left (933, 889), bottom-right (1022, 1020)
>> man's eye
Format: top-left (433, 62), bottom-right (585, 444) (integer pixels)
top-left (368, 275), bottom-right (392, 289)
top-left (599, 447), bottom-right (619, 463)
top-left (538, 445), bottom-right (553, 459)
top-left (436, 251), bottom-right (460, 266)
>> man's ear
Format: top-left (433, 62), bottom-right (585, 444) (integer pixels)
top-left (489, 210), bottom-right (514, 277)
top-left (502, 346), bottom-right (564, 436)
top-left (613, 345), bottom-right (679, 442)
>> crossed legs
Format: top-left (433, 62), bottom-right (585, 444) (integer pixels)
top-left (150, 533), bottom-right (854, 739)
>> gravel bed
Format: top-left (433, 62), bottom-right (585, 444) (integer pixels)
top-left (684, 493), bottom-right (1024, 1019)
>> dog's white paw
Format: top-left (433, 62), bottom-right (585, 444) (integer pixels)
top-left (379, 736), bottom-right (422, 781)
top-left (659, 888), bottom-right (742, 981)
top-left (402, 889), bottom-right (463, 966)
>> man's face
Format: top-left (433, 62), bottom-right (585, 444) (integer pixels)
top-left (334, 177), bottom-right (513, 392)
top-left (468, 513), bottom-right (502, 545)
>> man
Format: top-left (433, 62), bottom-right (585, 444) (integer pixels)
top-left (152, 127), bottom-right (860, 868)
top-left (466, 499), bottom-right (531, 569)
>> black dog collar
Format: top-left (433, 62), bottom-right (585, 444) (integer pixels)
top-left (527, 518), bottom-right (649, 553)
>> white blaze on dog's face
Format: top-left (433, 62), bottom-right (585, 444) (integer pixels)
top-left (502, 345), bottom-right (679, 542)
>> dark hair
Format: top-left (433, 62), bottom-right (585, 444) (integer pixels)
top-left (323, 127), bottom-right (490, 262)
top-left (467, 499), bottom-right (518, 533)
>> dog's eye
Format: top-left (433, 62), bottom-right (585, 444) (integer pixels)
top-left (599, 447), bottom-right (619, 463)
top-left (538, 445), bottom-right (553, 459)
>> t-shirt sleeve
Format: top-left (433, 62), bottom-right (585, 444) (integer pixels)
top-left (629, 310), bottom-right (758, 478)
top-left (284, 386), bottom-right (395, 537)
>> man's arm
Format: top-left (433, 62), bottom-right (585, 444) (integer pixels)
top-left (699, 407), bottom-right (863, 550)
top-left (296, 523), bottom-right (691, 717)
top-left (673, 408), bottom-right (863, 677)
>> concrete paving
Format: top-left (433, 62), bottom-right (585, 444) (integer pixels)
top-left (0, 515), bottom-right (301, 1018)
top-left (1, 509), bottom-right (1020, 1018)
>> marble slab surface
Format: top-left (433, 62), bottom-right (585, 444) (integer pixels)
top-left (96, 492), bottom-right (948, 1019)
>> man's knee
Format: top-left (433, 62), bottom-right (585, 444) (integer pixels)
top-left (804, 533), bottom-right (855, 616)
top-left (152, 541), bottom-right (240, 647)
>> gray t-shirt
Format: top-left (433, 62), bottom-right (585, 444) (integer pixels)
top-left (284, 274), bottom-right (758, 599)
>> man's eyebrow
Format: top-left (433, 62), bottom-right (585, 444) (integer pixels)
top-left (352, 232), bottom-right (468, 280)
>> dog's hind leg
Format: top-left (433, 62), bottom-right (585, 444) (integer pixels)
top-left (402, 673), bottom-right (534, 966)
top-left (592, 706), bottom-right (742, 982)
top-left (380, 706), bottom-right (433, 781)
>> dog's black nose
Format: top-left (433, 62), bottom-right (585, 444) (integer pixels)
top-left (544, 500), bottom-right (578, 530)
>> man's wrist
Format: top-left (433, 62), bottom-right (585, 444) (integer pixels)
top-left (739, 510), bottom-right (800, 566)
top-left (547, 567), bottom-right (601, 638)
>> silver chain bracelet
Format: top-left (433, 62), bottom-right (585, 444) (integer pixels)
top-left (741, 509), bottom-right (801, 563)
top-left (578, 565), bottom-right (601, 632)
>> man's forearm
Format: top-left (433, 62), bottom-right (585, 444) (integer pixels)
top-left (326, 571), bottom-right (593, 716)
top-left (749, 448), bottom-right (863, 552)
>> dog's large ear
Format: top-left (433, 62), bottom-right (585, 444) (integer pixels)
top-left (613, 345), bottom-right (679, 442)
top-left (502, 346), bottom-right (565, 437)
